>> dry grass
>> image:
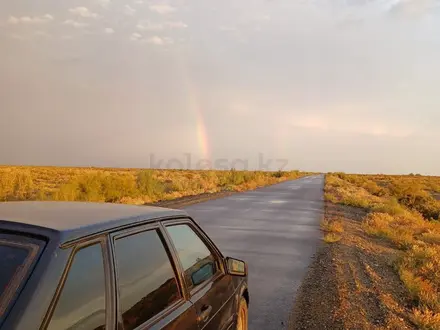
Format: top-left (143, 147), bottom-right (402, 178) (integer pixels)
top-left (323, 232), bottom-right (342, 243)
top-left (325, 172), bottom-right (440, 329)
top-left (321, 217), bottom-right (344, 244)
top-left (412, 307), bottom-right (440, 330)
top-left (321, 218), bottom-right (344, 233)
top-left (0, 166), bottom-right (311, 204)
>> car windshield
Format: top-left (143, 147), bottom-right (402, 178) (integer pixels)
top-left (0, 238), bottom-right (40, 322)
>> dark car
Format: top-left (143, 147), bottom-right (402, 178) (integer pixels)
top-left (0, 202), bottom-right (249, 330)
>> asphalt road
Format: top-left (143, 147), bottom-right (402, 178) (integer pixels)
top-left (184, 174), bottom-right (325, 330)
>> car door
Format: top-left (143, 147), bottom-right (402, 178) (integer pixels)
top-left (41, 237), bottom-right (110, 330)
top-left (110, 222), bottom-right (199, 330)
top-left (162, 219), bottom-right (236, 330)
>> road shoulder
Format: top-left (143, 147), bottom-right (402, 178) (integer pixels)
top-left (289, 201), bottom-right (416, 329)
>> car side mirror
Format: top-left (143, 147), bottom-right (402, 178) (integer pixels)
top-left (225, 257), bottom-right (247, 276)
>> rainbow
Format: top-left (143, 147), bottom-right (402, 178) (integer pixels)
top-left (196, 110), bottom-right (210, 160)
top-left (175, 50), bottom-right (211, 161)
top-left (189, 89), bottom-right (210, 160)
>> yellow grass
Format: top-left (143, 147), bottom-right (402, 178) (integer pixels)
top-left (0, 165), bottom-right (311, 204)
top-left (323, 232), bottom-right (342, 243)
top-left (321, 217), bottom-right (344, 243)
top-left (412, 307), bottom-right (440, 330)
top-left (325, 172), bottom-right (440, 329)
top-left (321, 218), bottom-right (344, 233)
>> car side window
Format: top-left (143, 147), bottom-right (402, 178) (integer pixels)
top-left (47, 243), bottom-right (106, 330)
top-left (114, 229), bottom-right (181, 330)
top-left (166, 224), bottom-right (219, 290)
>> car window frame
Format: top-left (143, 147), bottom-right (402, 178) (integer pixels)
top-left (41, 236), bottom-right (112, 330)
top-left (160, 218), bottom-right (226, 297)
top-left (0, 233), bottom-right (42, 323)
top-left (110, 222), bottom-right (188, 330)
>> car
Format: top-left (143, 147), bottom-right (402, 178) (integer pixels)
top-left (0, 202), bottom-right (249, 330)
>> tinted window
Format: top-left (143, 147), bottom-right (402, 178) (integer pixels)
top-left (166, 225), bottom-right (217, 289)
top-left (48, 244), bottom-right (106, 330)
top-left (114, 229), bottom-right (180, 330)
top-left (0, 238), bottom-right (39, 321)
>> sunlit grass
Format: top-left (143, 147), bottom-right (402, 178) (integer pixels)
top-left (325, 172), bottom-right (440, 328)
top-left (0, 165), bottom-right (311, 204)
top-left (323, 232), bottom-right (342, 243)
top-left (321, 218), bottom-right (344, 233)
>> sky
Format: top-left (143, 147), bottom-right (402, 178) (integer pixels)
top-left (1, 0), bottom-right (440, 174)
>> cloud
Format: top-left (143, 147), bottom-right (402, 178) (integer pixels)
top-left (388, 0), bottom-right (440, 17)
top-left (34, 31), bottom-right (51, 38)
top-left (104, 27), bottom-right (115, 34)
top-left (130, 32), bottom-right (142, 41)
top-left (149, 4), bottom-right (176, 14)
top-left (252, 14), bottom-right (271, 22)
top-left (229, 103), bottom-right (251, 115)
top-left (7, 14), bottom-right (53, 24)
top-left (136, 21), bottom-right (163, 31)
top-left (146, 36), bottom-right (173, 45)
top-left (63, 19), bottom-right (89, 28)
top-left (96, 0), bottom-right (110, 8)
top-left (69, 7), bottom-right (98, 18)
top-left (294, 116), bottom-right (329, 130)
top-left (219, 26), bottom-right (238, 32)
top-left (130, 33), bottom-right (173, 45)
top-left (291, 114), bottom-right (414, 138)
top-left (134, 0), bottom-right (144, 4)
top-left (136, 20), bottom-right (187, 31)
top-left (166, 21), bottom-right (187, 29)
top-left (9, 34), bottom-right (26, 40)
top-left (124, 5), bottom-right (136, 16)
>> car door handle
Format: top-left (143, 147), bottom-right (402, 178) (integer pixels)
top-left (198, 305), bottom-right (213, 323)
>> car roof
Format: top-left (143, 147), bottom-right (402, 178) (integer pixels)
top-left (0, 202), bottom-right (188, 244)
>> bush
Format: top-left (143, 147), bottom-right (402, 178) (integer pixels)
top-left (136, 170), bottom-right (165, 198)
top-left (55, 173), bottom-right (137, 202)
top-left (102, 174), bottom-right (137, 202)
top-left (388, 181), bottom-right (440, 220)
top-left (0, 169), bottom-right (34, 200)
top-left (321, 219), bottom-right (344, 233)
top-left (323, 233), bottom-right (342, 243)
top-left (372, 198), bottom-right (406, 215)
top-left (0, 166), bottom-right (309, 204)
top-left (411, 307), bottom-right (440, 329)
top-left (399, 244), bottom-right (440, 312)
top-left (227, 169), bottom-right (245, 186)
top-left (272, 170), bottom-right (285, 178)
top-left (363, 180), bottom-right (386, 197)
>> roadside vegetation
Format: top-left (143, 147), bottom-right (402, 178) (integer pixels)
top-left (0, 166), bottom-right (310, 204)
top-left (321, 217), bottom-right (344, 243)
top-left (325, 173), bottom-right (440, 329)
